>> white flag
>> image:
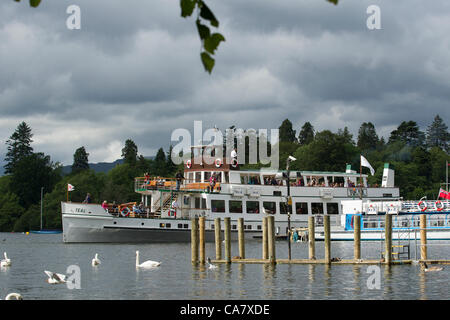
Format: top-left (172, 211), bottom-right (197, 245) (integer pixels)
top-left (361, 155), bottom-right (375, 175)
top-left (68, 184), bottom-right (75, 192)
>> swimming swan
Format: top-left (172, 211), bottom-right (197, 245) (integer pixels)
top-left (207, 257), bottom-right (218, 269)
top-left (135, 250), bottom-right (160, 269)
top-left (44, 270), bottom-right (67, 284)
top-left (1, 252), bottom-right (11, 267)
top-left (92, 253), bottom-right (101, 266)
top-left (421, 262), bottom-right (443, 272)
top-left (4, 293), bottom-right (22, 300)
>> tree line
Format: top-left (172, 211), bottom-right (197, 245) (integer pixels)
top-left (0, 116), bottom-right (448, 232)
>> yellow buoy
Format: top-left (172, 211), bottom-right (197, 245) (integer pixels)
top-left (26, 232), bottom-right (29, 235)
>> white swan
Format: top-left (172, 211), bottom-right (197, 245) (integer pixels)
top-left (5, 293), bottom-right (22, 300)
top-left (1, 252), bottom-right (11, 267)
top-left (44, 270), bottom-right (66, 284)
top-left (135, 250), bottom-right (160, 269)
top-left (207, 257), bottom-right (218, 270)
top-left (92, 253), bottom-right (101, 266)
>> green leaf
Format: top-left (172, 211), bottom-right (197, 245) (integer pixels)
top-left (327, 0), bottom-right (338, 5)
top-left (200, 52), bottom-right (215, 74)
top-left (196, 19), bottom-right (210, 40)
top-left (30, 0), bottom-right (41, 7)
top-left (199, 2), bottom-right (219, 27)
top-left (204, 33), bottom-right (225, 54)
top-left (180, 0), bottom-right (196, 18)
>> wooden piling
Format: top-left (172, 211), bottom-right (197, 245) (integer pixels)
top-left (214, 218), bottom-right (222, 260)
top-left (199, 216), bottom-right (205, 264)
top-left (262, 216), bottom-right (268, 259)
top-left (420, 214), bottom-right (427, 261)
top-left (224, 217), bottom-right (231, 263)
top-left (354, 215), bottom-right (361, 260)
top-left (267, 215), bottom-right (276, 264)
top-left (324, 215), bottom-right (331, 264)
top-left (238, 218), bottom-right (245, 259)
top-left (385, 214), bottom-right (392, 264)
top-left (191, 217), bottom-right (199, 264)
top-left (308, 216), bottom-right (316, 260)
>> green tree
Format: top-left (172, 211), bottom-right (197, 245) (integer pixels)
top-left (337, 126), bottom-right (354, 145)
top-left (152, 148), bottom-right (167, 176)
top-left (279, 119), bottom-right (297, 143)
top-left (298, 122), bottom-right (315, 145)
top-left (10, 152), bottom-right (60, 209)
top-left (388, 121), bottom-right (425, 147)
top-left (4, 121), bottom-right (34, 175)
top-left (357, 122), bottom-right (379, 151)
top-left (121, 139), bottom-right (138, 166)
top-left (166, 145), bottom-right (178, 176)
top-left (426, 115), bottom-right (449, 152)
top-left (71, 146), bottom-right (89, 174)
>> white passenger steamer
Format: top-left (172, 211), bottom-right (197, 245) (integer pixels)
top-left (62, 145), bottom-right (450, 243)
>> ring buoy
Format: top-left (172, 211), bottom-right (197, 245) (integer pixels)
top-left (186, 160), bottom-right (192, 169)
top-left (215, 158), bottom-right (222, 168)
top-left (120, 207), bottom-right (130, 217)
top-left (231, 158), bottom-right (238, 168)
top-left (418, 201), bottom-right (427, 212)
top-left (435, 200), bottom-right (444, 212)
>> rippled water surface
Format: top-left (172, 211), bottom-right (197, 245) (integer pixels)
top-left (0, 232), bottom-right (448, 300)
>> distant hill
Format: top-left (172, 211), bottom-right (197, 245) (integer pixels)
top-left (61, 159), bottom-right (125, 175)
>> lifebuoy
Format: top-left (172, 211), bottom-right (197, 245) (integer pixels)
top-left (186, 160), bottom-right (192, 169)
top-left (215, 158), bottom-right (222, 168)
top-left (120, 207), bottom-right (130, 217)
top-left (418, 201), bottom-right (427, 212)
top-left (435, 200), bottom-right (444, 212)
top-left (231, 158), bottom-right (238, 168)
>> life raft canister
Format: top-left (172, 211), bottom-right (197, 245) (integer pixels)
top-left (120, 207), bottom-right (130, 217)
top-left (215, 158), bottom-right (222, 168)
top-left (186, 160), bottom-right (192, 169)
top-left (435, 200), bottom-right (444, 212)
top-left (418, 201), bottom-right (427, 212)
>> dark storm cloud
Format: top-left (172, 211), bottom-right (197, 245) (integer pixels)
top-left (0, 0), bottom-right (449, 165)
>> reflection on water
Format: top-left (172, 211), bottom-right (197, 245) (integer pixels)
top-left (0, 233), bottom-right (449, 300)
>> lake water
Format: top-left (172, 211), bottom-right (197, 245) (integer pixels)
top-left (0, 232), bottom-right (449, 301)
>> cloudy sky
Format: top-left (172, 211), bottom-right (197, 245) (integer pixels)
top-left (0, 0), bottom-right (449, 167)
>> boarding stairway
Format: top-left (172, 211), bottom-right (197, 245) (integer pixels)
top-left (381, 219), bottom-right (411, 260)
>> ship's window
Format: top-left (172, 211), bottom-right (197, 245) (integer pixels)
top-left (295, 202), bottom-right (308, 215)
top-left (232, 225), bottom-right (237, 230)
top-left (195, 172), bottom-right (201, 182)
top-left (257, 225), bottom-right (262, 230)
top-left (383, 193), bottom-right (393, 198)
top-left (184, 224), bottom-right (188, 229)
top-left (204, 171), bottom-right (211, 182)
top-left (273, 191), bottom-right (282, 196)
top-left (280, 202), bottom-right (291, 214)
top-left (311, 203), bottom-right (324, 214)
top-left (263, 202), bottom-right (276, 214)
top-left (246, 201), bottom-right (260, 214)
top-left (229, 200), bottom-right (243, 213)
top-left (187, 172), bottom-right (193, 183)
top-left (246, 225), bottom-right (252, 230)
top-left (178, 223), bottom-right (183, 228)
top-left (159, 223), bottom-right (165, 228)
top-left (326, 203), bottom-right (339, 214)
top-left (211, 200), bottom-right (225, 213)
top-left (195, 197), bottom-right (201, 209)
top-left (202, 198), bottom-right (207, 209)
top-left (184, 196), bottom-right (190, 205)
top-left (166, 223), bottom-right (171, 228)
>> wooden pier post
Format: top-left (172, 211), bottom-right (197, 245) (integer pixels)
top-left (214, 218), bottom-right (222, 260)
top-left (308, 216), bottom-right (316, 260)
top-left (385, 214), bottom-right (392, 265)
top-left (224, 217), bottom-right (231, 263)
top-left (354, 215), bottom-right (361, 260)
top-left (191, 217), bottom-right (199, 264)
top-left (238, 218), bottom-right (245, 259)
top-left (267, 215), bottom-right (276, 264)
top-left (262, 216), bottom-right (268, 259)
top-left (199, 216), bottom-right (205, 264)
top-left (420, 214), bottom-right (427, 261)
top-left (324, 215), bottom-right (331, 264)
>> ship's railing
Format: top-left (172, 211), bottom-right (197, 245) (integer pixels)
top-left (134, 176), bottom-right (221, 192)
top-left (345, 213), bottom-right (450, 231)
top-left (401, 200), bottom-right (450, 212)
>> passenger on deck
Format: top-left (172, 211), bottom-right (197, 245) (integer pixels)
top-left (209, 173), bottom-right (217, 192)
top-left (101, 200), bottom-right (108, 210)
top-left (133, 202), bottom-right (144, 215)
top-left (82, 193), bottom-right (92, 204)
top-left (175, 171), bottom-right (185, 191)
top-left (270, 177), bottom-right (278, 185)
